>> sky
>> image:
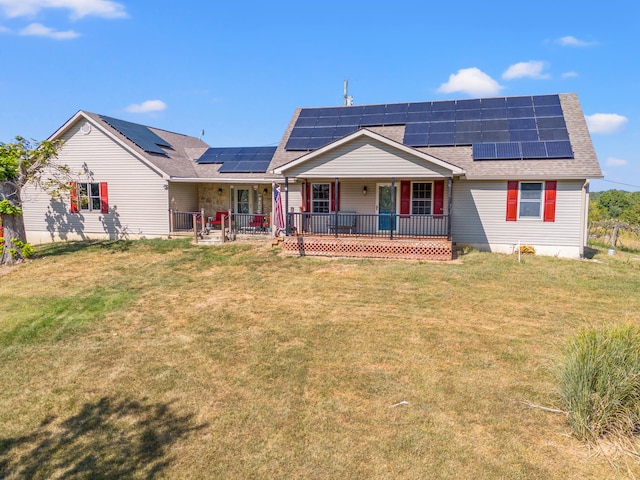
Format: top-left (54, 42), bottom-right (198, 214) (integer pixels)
top-left (0, 0), bottom-right (638, 192)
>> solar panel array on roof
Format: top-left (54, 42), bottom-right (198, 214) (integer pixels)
top-left (197, 146), bottom-right (276, 173)
top-left (100, 115), bottom-right (171, 155)
top-left (285, 95), bottom-right (573, 160)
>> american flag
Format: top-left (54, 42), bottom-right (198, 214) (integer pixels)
top-left (273, 185), bottom-right (285, 231)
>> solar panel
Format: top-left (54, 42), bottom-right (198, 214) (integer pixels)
top-left (536, 116), bottom-right (566, 129)
top-left (533, 95), bottom-right (561, 106)
top-left (200, 146), bottom-right (276, 173)
top-left (455, 120), bottom-right (482, 132)
top-left (545, 141), bottom-right (573, 158)
top-left (429, 121), bottom-right (455, 133)
top-left (456, 109), bottom-right (482, 121)
top-left (534, 105), bottom-right (564, 117)
top-left (428, 132), bottom-right (456, 145)
top-left (473, 143), bottom-right (497, 159)
top-left (509, 130), bottom-right (539, 142)
top-left (385, 103), bottom-right (409, 113)
top-left (481, 130), bottom-right (510, 142)
top-left (100, 115), bottom-right (171, 155)
top-left (362, 104), bottom-right (386, 115)
top-left (480, 97), bottom-right (506, 109)
top-left (521, 142), bottom-right (549, 158)
top-left (538, 128), bottom-right (570, 141)
top-left (508, 118), bottom-right (537, 130)
top-left (287, 95), bottom-right (572, 160)
top-left (455, 131), bottom-right (483, 145)
top-left (403, 133), bottom-right (430, 146)
top-left (456, 99), bottom-right (481, 110)
top-left (405, 123), bottom-right (428, 134)
top-left (431, 100), bottom-right (455, 111)
top-left (431, 110), bottom-right (455, 122)
top-left (315, 116), bottom-right (339, 127)
top-left (506, 96), bottom-right (533, 107)
top-left (507, 106), bottom-right (535, 119)
top-left (496, 142), bottom-right (522, 159)
top-left (359, 113), bottom-right (385, 126)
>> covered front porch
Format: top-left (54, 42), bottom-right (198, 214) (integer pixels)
top-left (273, 128), bottom-right (464, 260)
top-left (278, 177), bottom-right (454, 260)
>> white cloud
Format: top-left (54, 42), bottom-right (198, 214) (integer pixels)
top-left (585, 113), bottom-right (628, 134)
top-left (606, 157), bottom-right (629, 167)
top-left (437, 68), bottom-right (503, 97)
top-left (0, 24), bottom-right (10, 33)
top-left (562, 71), bottom-right (578, 78)
top-left (558, 35), bottom-right (597, 47)
top-left (20, 22), bottom-right (79, 39)
top-left (125, 100), bottom-right (167, 114)
top-left (0, 0), bottom-right (127, 19)
top-left (502, 61), bottom-right (550, 80)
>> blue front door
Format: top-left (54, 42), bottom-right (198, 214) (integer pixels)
top-left (377, 184), bottom-right (396, 231)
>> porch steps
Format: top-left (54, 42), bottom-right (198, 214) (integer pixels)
top-left (282, 236), bottom-right (453, 261)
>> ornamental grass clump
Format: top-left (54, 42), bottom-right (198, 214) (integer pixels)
top-left (559, 324), bottom-right (640, 442)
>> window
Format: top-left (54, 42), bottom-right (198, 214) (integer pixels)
top-left (236, 188), bottom-right (250, 213)
top-left (312, 183), bottom-right (330, 213)
top-left (506, 180), bottom-right (556, 222)
top-left (519, 182), bottom-right (543, 218)
top-left (71, 182), bottom-right (108, 214)
top-left (412, 182), bottom-right (432, 214)
top-left (78, 183), bottom-right (101, 211)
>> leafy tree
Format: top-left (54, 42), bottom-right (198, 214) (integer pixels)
top-left (0, 137), bottom-right (68, 265)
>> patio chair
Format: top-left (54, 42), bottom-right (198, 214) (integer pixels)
top-left (248, 214), bottom-right (266, 232)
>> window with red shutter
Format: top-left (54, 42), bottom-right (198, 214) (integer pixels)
top-left (433, 180), bottom-right (445, 215)
top-left (506, 181), bottom-right (519, 221)
top-left (543, 181), bottom-right (557, 222)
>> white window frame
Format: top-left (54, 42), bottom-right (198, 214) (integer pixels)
top-left (518, 182), bottom-right (543, 220)
top-left (411, 181), bottom-right (433, 215)
top-left (78, 182), bottom-right (101, 212)
top-left (311, 183), bottom-right (330, 213)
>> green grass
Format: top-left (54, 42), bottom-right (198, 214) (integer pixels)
top-left (1, 239), bottom-right (640, 479)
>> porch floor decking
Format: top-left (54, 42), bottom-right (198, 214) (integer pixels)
top-left (282, 235), bottom-right (453, 261)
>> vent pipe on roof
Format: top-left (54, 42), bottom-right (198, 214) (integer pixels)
top-left (343, 78), bottom-right (353, 106)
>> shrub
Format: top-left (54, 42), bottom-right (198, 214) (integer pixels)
top-left (558, 324), bottom-right (640, 442)
top-left (519, 245), bottom-right (535, 255)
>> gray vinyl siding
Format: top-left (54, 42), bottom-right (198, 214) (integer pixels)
top-left (284, 138), bottom-right (452, 178)
top-left (451, 178), bottom-right (585, 248)
top-left (169, 183), bottom-right (198, 212)
top-left (23, 119), bottom-right (170, 242)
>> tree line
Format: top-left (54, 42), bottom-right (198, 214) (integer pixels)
top-left (589, 190), bottom-right (640, 225)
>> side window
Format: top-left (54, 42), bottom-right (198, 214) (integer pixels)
top-left (73, 182), bottom-right (107, 213)
top-left (312, 184), bottom-right (330, 213)
top-left (519, 182), bottom-right (543, 219)
top-left (412, 182), bottom-right (432, 214)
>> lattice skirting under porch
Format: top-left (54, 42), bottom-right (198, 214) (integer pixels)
top-left (282, 236), bottom-right (453, 261)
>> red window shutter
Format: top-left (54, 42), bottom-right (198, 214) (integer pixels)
top-left (305, 183), bottom-right (311, 212)
top-left (100, 182), bottom-right (109, 214)
top-left (433, 180), bottom-right (445, 214)
top-left (330, 181), bottom-right (340, 211)
top-left (543, 180), bottom-right (557, 222)
top-left (400, 181), bottom-right (411, 216)
top-left (70, 182), bottom-right (78, 213)
top-left (506, 181), bottom-right (518, 221)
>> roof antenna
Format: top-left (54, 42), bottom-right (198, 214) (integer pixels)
top-left (199, 129), bottom-right (205, 141)
top-left (343, 78), bottom-right (353, 106)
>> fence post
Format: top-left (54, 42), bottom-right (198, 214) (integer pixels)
top-left (193, 214), bottom-right (198, 244)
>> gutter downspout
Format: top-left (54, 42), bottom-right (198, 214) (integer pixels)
top-left (579, 179), bottom-right (590, 258)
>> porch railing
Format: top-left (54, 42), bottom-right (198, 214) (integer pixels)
top-left (286, 212), bottom-right (450, 239)
top-left (230, 213), bottom-right (270, 235)
top-left (170, 210), bottom-right (201, 232)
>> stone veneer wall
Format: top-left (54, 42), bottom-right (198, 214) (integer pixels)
top-left (198, 184), bottom-right (273, 219)
top-left (199, 184), bottom-right (230, 218)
